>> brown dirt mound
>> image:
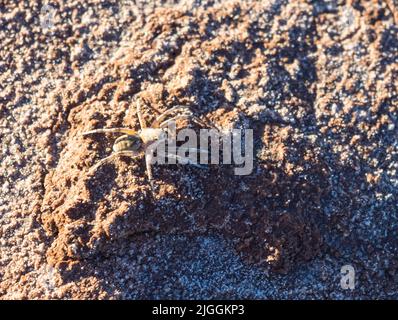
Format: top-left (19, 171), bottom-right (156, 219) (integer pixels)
top-left (40, 2), bottom-right (329, 274)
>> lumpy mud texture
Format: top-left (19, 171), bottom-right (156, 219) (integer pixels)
top-left (41, 1), bottom-right (329, 274)
top-left (1, 0), bottom-right (398, 298)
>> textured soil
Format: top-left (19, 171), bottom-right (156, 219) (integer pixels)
top-left (1, 0), bottom-right (398, 299)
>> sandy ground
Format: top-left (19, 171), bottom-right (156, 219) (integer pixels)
top-left (0, 0), bottom-right (397, 299)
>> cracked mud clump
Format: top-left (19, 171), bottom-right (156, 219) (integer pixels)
top-left (1, 0), bottom-right (398, 298)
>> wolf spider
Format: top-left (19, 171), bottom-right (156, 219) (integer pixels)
top-left (82, 100), bottom-right (209, 189)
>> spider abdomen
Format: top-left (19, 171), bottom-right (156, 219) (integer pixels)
top-left (113, 135), bottom-right (142, 152)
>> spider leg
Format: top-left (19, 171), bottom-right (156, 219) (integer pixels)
top-left (190, 115), bottom-right (218, 129)
top-left (160, 114), bottom-right (217, 131)
top-left (174, 147), bottom-right (210, 166)
top-left (158, 152), bottom-right (208, 169)
top-left (177, 147), bottom-right (209, 154)
top-left (143, 141), bottom-right (209, 191)
top-left (136, 99), bottom-right (147, 130)
top-left (82, 128), bottom-right (137, 136)
top-left (144, 152), bottom-right (155, 190)
top-left (158, 114), bottom-right (193, 129)
top-left (144, 137), bottom-right (170, 190)
top-left (194, 117), bottom-right (214, 128)
top-left (88, 150), bottom-right (141, 174)
top-left (152, 106), bottom-right (192, 128)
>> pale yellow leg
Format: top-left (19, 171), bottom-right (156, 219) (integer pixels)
top-left (88, 150), bottom-right (141, 174)
top-left (136, 99), bottom-right (147, 130)
top-left (82, 127), bottom-right (137, 136)
top-left (152, 106), bottom-right (192, 128)
top-left (158, 152), bottom-right (208, 169)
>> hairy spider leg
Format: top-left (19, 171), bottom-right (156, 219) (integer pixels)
top-left (158, 152), bottom-right (208, 169)
top-left (152, 105), bottom-right (192, 128)
top-left (88, 150), bottom-right (142, 174)
top-left (82, 128), bottom-right (137, 136)
top-left (136, 99), bottom-right (147, 130)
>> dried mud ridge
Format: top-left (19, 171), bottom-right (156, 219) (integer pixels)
top-left (39, 1), bottom-right (397, 277)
